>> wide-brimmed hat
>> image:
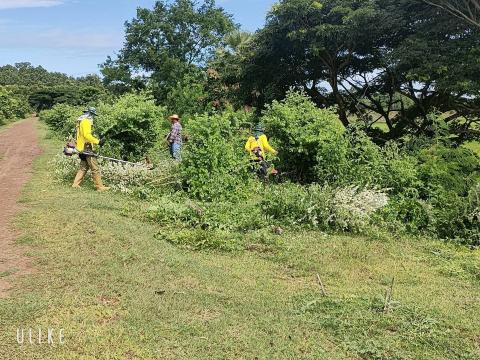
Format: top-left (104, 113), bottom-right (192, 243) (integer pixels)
top-left (169, 114), bottom-right (180, 121)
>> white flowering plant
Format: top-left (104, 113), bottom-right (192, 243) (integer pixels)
top-left (331, 186), bottom-right (390, 231)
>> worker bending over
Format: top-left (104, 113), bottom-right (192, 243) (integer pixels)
top-left (245, 124), bottom-right (278, 179)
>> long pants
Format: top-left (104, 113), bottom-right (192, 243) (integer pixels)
top-left (169, 143), bottom-right (181, 160)
top-left (79, 154), bottom-right (100, 176)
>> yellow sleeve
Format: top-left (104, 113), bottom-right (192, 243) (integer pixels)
top-left (80, 120), bottom-right (99, 145)
top-left (260, 135), bottom-right (276, 154)
top-left (245, 137), bottom-right (253, 152)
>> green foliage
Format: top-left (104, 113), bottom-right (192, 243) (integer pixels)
top-left (102, 0), bottom-right (236, 102)
top-left (0, 86), bottom-right (31, 123)
top-left (95, 93), bottom-right (166, 161)
top-left (262, 91), bottom-right (345, 182)
top-left (261, 183), bottom-right (389, 232)
top-left (180, 110), bottom-right (253, 201)
top-left (0, 63), bottom-right (107, 111)
top-left (40, 103), bottom-right (82, 136)
top-left (163, 72), bottom-right (209, 117)
top-left (0, 62), bottom-right (73, 87)
top-left (41, 93), bottom-right (166, 161)
top-left (261, 183), bottom-right (333, 228)
top-left (29, 85), bottom-right (106, 111)
top-left (416, 145), bottom-right (479, 197)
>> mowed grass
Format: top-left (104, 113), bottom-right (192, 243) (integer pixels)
top-left (0, 124), bottom-right (479, 359)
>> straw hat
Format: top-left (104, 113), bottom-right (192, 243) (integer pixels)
top-left (169, 114), bottom-right (180, 121)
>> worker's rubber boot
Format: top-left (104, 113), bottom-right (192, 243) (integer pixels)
top-left (92, 173), bottom-right (110, 192)
top-left (72, 169), bottom-right (87, 188)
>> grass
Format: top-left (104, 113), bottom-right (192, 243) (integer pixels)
top-left (0, 118), bottom-right (21, 133)
top-left (0, 123), bottom-right (479, 359)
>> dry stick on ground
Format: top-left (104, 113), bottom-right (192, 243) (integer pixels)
top-left (383, 277), bottom-right (395, 313)
top-left (316, 273), bottom-right (328, 297)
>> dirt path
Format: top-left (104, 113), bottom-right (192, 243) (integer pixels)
top-left (0, 117), bottom-right (42, 298)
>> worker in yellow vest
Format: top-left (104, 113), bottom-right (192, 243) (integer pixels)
top-left (245, 124), bottom-right (278, 179)
top-left (71, 107), bottom-right (110, 191)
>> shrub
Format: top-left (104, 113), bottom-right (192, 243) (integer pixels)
top-left (331, 186), bottom-right (389, 232)
top-left (262, 90), bottom-right (345, 182)
top-left (379, 192), bottom-right (434, 235)
top-left (40, 103), bottom-right (82, 136)
top-left (261, 183), bottom-right (331, 227)
top-left (261, 183), bottom-right (388, 231)
top-left (164, 73), bottom-right (209, 117)
top-left (416, 144), bottom-right (479, 198)
top-left (95, 93), bottom-right (166, 161)
top-left (180, 110), bottom-right (254, 201)
top-left (0, 86), bottom-right (31, 122)
top-left (42, 93), bottom-right (166, 161)
top-left (316, 125), bottom-right (387, 187)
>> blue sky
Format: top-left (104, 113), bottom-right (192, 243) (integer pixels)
top-left (0, 0), bottom-right (276, 76)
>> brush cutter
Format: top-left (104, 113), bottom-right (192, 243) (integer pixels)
top-left (63, 143), bottom-right (144, 167)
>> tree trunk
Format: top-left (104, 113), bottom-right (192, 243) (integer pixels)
top-left (330, 75), bottom-right (350, 127)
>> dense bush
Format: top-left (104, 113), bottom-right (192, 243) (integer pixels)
top-left (262, 90), bottom-right (345, 182)
top-left (0, 86), bottom-right (30, 124)
top-left (95, 93), bottom-right (166, 161)
top-left (259, 91), bottom-right (480, 245)
top-left (44, 87), bottom-right (479, 247)
top-left (261, 183), bottom-right (389, 232)
top-left (41, 93), bottom-right (166, 161)
top-left (180, 110), bottom-right (254, 201)
top-left (40, 103), bottom-right (82, 136)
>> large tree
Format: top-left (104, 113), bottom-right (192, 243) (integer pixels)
top-left (233, 0), bottom-right (480, 141)
top-left (101, 0), bottom-right (236, 102)
top-left (238, 0), bottom-right (381, 126)
top-left (350, 0), bottom-right (480, 140)
top-left (423, 0), bottom-right (480, 28)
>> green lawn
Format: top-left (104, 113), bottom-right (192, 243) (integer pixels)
top-left (0, 124), bottom-right (479, 359)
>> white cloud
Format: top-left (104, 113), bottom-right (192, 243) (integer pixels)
top-left (0, 0), bottom-right (64, 10)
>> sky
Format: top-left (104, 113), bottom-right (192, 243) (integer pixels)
top-left (0, 0), bottom-right (276, 76)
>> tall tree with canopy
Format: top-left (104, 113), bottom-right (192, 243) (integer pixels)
top-left (239, 0), bottom-right (380, 126)
top-left (101, 0), bottom-right (236, 103)
top-left (235, 0), bottom-right (480, 141)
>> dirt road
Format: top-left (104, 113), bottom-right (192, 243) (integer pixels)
top-left (0, 118), bottom-right (42, 298)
